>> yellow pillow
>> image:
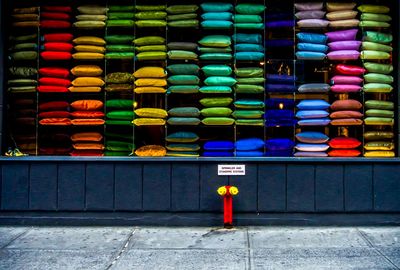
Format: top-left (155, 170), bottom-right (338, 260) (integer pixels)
top-left (326, 10), bottom-right (358, 21)
top-left (69, 86), bottom-right (102, 92)
top-left (358, 5), bottom-right (390, 14)
top-left (74, 45), bottom-right (106, 53)
top-left (77, 6), bottom-right (108, 15)
top-left (134, 78), bottom-right (167, 87)
top-left (73, 36), bottom-right (106, 46)
top-left (72, 52), bottom-right (104, 60)
top-left (329, 19), bottom-right (360, 28)
top-left (133, 67), bottom-right (166, 78)
top-left (76, 15), bottom-right (107, 21)
top-left (327, 2), bottom-right (356, 12)
top-left (364, 141), bottom-right (394, 151)
top-left (72, 77), bottom-right (105, 87)
top-left (135, 145), bottom-right (166, 157)
top-left (135, 108), bottom-right (168, 118)
top-left (133, 118), bottom-right (166, 126)
top-left (134, 86), bottom-right (166, 94)
top-left (364, 151), bottom-right (395, 157)
top-left (73, 21), bottom-right (106, 28)
top-left (71, 65), bottom-right (103, 76)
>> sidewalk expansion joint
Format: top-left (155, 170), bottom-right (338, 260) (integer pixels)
top-left (246, 228), bottom-right (251, 270)
top-left (105, 228), bottom-right (137, 270)
top-left (0, 227), bottom-right (34, 249)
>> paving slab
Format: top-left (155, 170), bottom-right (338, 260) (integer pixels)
top-left (249, 227), bottom-right (367, 249)
top-left (130, 227), bottom-right (247, 249)
top-left (0, 227), bottom-right (29, 248)
top-left (373, 247), bottom-right (400, 268)
top-left (5, 227), bottom-right (132, 251)
top-left (0, 250), bottom-right (113, 270)
top-left (110, 249), bottom-right (248, 270)
top-left (358, 227), bottom-right (400, 247)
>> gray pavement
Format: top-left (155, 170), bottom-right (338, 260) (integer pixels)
top-left (0, 226), bottom-right (399, 269)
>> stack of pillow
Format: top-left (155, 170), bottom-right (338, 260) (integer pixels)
top-left (167, 5), bottom-right (199, 28)
top-left (265, 138), bottom-right (294, 157)
top-left (133, 66), bottom-right (167, 94)
top-left (330, 99), bottom-right (363, 126)
top-left (361, 31), bottom-right (392, 66)
top-left (294, 131), bottom-right (329, 157)
top-left (198, 35), bottom-right (232, 61)
top-left (330, 64), bottom-right (364, 94)
top-left (200, 2), bottom-right (233, 29)
top-left (266, 74), bottom-right (296, 93)
top-left (134, 36), bottom-right (167, 61)
top-left (235, 138), bottom-right (264, 157)
top-left (70, 65), bottom-right (103, 93)
top-left (74, 5), bottom-right (107, 29)
top-left (297, 99), bottom-right (331, 127)
top-left (203, 140), bottom-right (234, 157)
top-left (41, 31), bottom-right (73, 62)
top-left (234, 3), bottom-right (264, 30)
top-left (72, 36), bottom-right (106, 60)
top-left (234, 33), bottom-right (264, 61)
top-left (38, 67), bottom-right (70, 93)
top-left (106, 5), bottom-right (134, 28)
top-left (167, 106), bottom-right (200, 126)
top-left (105, 34), bottom-right (135, 60)
top-left (105, 72), bottom-right (132, 93)
top-left (199, 96), bottom-right (233, 124)
top-left (11, 6), bottom-right (39, 28)
top-left (326, 29), bottom-right (360, 61)
top-left (39, 100), bottom-right (71, 126)
top-left (104, 130), bottom-right (135, 156)
top-left (166, 64), bottom-right (200, 94)
top-left (326, 2), bottom-right (359, 28)
top-left (105, 99), bottom-right (134, 127)
top-left (71, 132), bottom-right (105, 156)
top-left (166, 131), bottom-right (200, 157)
top-left (134, 5), bottom-right (167, 28)
top-left (70, 99), bottom-right (105, 127)
top-left (40, 6), bottom-right (72, 30)
top-left (167, 41), bottom-right (198, 61)
top-left (358, 4), bottom-right (391, 28)
top-left (328, 137), bottom-right (361, 157)
top-left (296, 32), bottom-right (328, 60)
top-left (233, 95), bottom-right (264, 126)
top-left (133, 107), bottom-right (167, 127)
top-left (295, 2), bottom-right (329, 28)
top-left (265, 98), bottom-right (296, 127)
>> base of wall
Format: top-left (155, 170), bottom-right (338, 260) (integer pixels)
top-left (1, 212), bottom-right (399, 226)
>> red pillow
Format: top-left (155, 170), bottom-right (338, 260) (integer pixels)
top-left (70, 150), bottom-right (104, 156)
top-left (38, 111), bottom-right (70, 118)
top-left (42, 6), bottom-right (72, 13)
top-left (329, 137), bottom-right (361, 149)
top-left (330, 99), bottom-right (362, 111)
top-left (41, 51), bottom-right (72, 61)
top-left (40, 12), bottom-right (71, 20)
top-left (43, 33), bottom-right (74, 42)
top-left (328, 149), bottom-right (361, 157)
top-left (37, 85), bottom-right (69, 93)
top-left (39, 101), bottom-right (69, 111)
top-left (39, 67), bottom-right (70, 78)
top-left (41, 20), bottom-right (71, 29)
top-left (70, 111), bottom-right (105, 119)
top-left (39, 118), bottom-right (71, 125)
top-left (335, 64), bottom-right (365, 76)
top-left (43, 42), bottom-right (73, 52)
top-left (39, 77), bottom-right (71, 87)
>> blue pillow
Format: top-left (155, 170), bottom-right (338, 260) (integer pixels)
top-left (235, 44), bottom-right (264, 52)
top-left (236, 150), bottom-right (264, 157)
top-left (265, 98), bottom-right (295, 109)
top-left (265, 138), bottom-right (295, 151)
top-left (203, 151), bottom-right (234, 157)
top-left (266, 84), bottom-right (297, 93)
top-left (296, 32), bottom-right (328, 44)
top-left (296, 132), bottom-right (329, 144)
top-left (296, 110), bottom-right (329, 119)
top-left (295, 143), bottom-right (329, 152)
top-left (265, 39), bottom-right (294, 47)
top-left (294, 151), bottom-right (328, 157)
top-left (201, 12), bottom-right (233, 21)
top-left (265, 119), bottom-right (297, 127)
top-left (264, 109), bottom-right (295, 119)
top-left (298, 118), bottom-right (331, 126)
top-left (297, 100), bottom-right (330, 110)
top-left (267, 74), bottom-right (296, 83)
top-left (235, 52), bottom-right (264, 61)
top-left (265, 150), bottom-right (293, 157)
top-left (233, 33), bottom-right (262, 44)
top-left (200, 3), bottom-right (233, 12)
top-left (296, 51), bottom-right (326, 60)
top-left (203, 141), bottom-right (234, 151)
top-left (235, 138), bottom-right (264, 151)
top-left (297, 43), bottom-right (329, 53)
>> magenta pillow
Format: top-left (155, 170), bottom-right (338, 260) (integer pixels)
top-left (331, 85), bottom-right (362, 93)
top-left (297, 19), bottom-right (329, 28)
top-left (328, 41), bottom-right (361, 51)
top-left (331, 76), bottom-right (363, 85)
top-left (325, 29), bottom-right (358, 42)
top-left (327, 50), bottom-right (360, 60)
top-left (295, 10), bottom-right (326, 19)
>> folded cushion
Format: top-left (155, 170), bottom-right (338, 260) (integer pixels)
top-left (330, 118), bottom-right (363, 126)
top-left (135, 108), bottom-right (167, 118)
top-left (105, 99), bottom-right (133, 109)
top-left (298, 83), bottom-right (330, 93)
top-left (133, 118), bottom-right (166, 126)
top-left (168, 75), bottom-right (200, 85)
top-left (361, 13), bottom-right (392, 22)
top-left (365, 100), bottom-right (394, 110)
top-left (330, 111), bottom-right (363, 119)
top-left (133, 36), bottom-right (165, 46)
top-left (167, 50), bottom-right (198, 60)
top-left (330, 19), bottom-right (359, 28)
top-left (234, 100), bottom-right (264, 109)
top-left (166, 5), bottom-right (198, 14)
top-left (331, 84), bottom-right (362, 93)
top-left (200, 3), bottom-right (233, 12)
top-left (136, 51), bottom-right (167, 61)
top-left (202, 65), bottom-right (232, 76)
top-left (74, 45), bottom-right (106, 53)
top-left (364, 131), bottom-right (394, 141)
top-left (296, 51), bottom-right (326, 60)
top-left (232, 110), bottom-right (264, 119)
top-left (201, 107), bottom-right (232, 117)
top-left (328, 41), bottom-right (361, 51)
top-left (327, 50), bottom-right (360, 60)
top-left (235, 138), bottom-right (264, 151)
top-left (326, 29), bottom-right (358, 42)
top-left (363, 62), bottom-right (393, 74)
top-left (296, 132), bottom-right (329, 144)
top-left (364, 141), bottom-right (395, 151)
top-left (133, 67), bottom-right (166, 78)
top-left (234, 84), bottom-right (264, 94)
top-left (39, 67), bottom-right (69, 78)
top-left (362, 41), bottom-right (392, 52)
top-left (39, 77), bottom-right (70, 87)
top-left (200, 97), bottom-right (233, 107)
top-left (134, 11), bottom-right (167, 20)
top-left (296, 110), bottom-right (329, 119)
top-left (329, 137), bottom-right (361, 149)
top-left (202, 12), bottom-right (232, 21)
top-left (363, 83), bottom-right (393, 93)
top-left (201, 20), bottom-right (233, 29)
top-left (72, 77), bottom-right (104, 87)
top-left (106, 111), bottom-right (134, 120)
top-left (295, 143), bottom-right (329, 152)
top-left (168, 107), bottom-right (200, 117)
top-left (330, 99), bottom-right (362, 111)
top-left (297, 19), bottom-right (329, 28)
top-left (135, 20), bottom-right (167, 27)
top-left (204, 76), bottom-right (236, 86)
top-left (298, 118), bottom-right (331, 126)
top-left (71, 132), bottom-right (103, 142)
top-left (106, 72), bottom-right (132, 84)
top-left (204, 141), bottom-right (234, 151)
top-left (236, 119), bottom-right (264, 126)
top-left (297, 43), bottom-right (328, 53)
top-left (168, 20), bottom-right (199, 28)
top-left (365, 109), bottom-right (393, 118)
top-left (296, 32), bottom-right (327, 44)
top-left (201, 117), bottom-right (234, 125)
top-left (235, 43), bottom-right (264, 52)
top-left (295, 2), bottom-right (323, 11)
top-left (363, 31), bottom-right (392, 44)
top-left (331, 75), bottom-right (363, 85)
top-left (297, 99), bottom-right (330, 110)
top-left (335, 64), bottom-right (365, 75)
top-left (39, 118), bottom-right (71, 125)
top-left (358, 5), bottom-right (390, 14)
top-left (166, 132), bottom-right (199, 143)
top-left (167, 117), bottom-right (201, 125)
top-left (167, 85), bottom-right (199, 94)
top-left (327, 10), bottom-right (358, 21)
top-left (73, 36), bottom-right (106, 46)
top-left (360, 50), bottom-right (390, 60)
top-left (135, 145), bottom-right (166, 157)
top-left (74, 21), bottom-right (106, 28)
top-left (198, 35), bottom-right (231, 47)
top-left (166, 64), bottom-right (200, 75)
top-left (234, 14), bottom-right (262, 23)
top-left (364, 151), bottom-right (395, 158)
top-left (105, 35), bottom-right (134, 44)
top-left (73, 52), bottom-right (104, 60)
top-left (38, 111), bottom-right (70, 118)
top-left (41, 51), bottom-right (71, 61)
top-left (295, 10), bottom-right (326, 19)
top-left (71, 65), bottom-right (103, 76)
top-left (71, 118), bottom-right (105, 125)
top-left (135, 78), bottom-right (167, 87)
top-left (328, 149), bottom-right (361, 157)
top-left (364, 117), bottom-right (394, 126)
top-left (39, 101), bottom-right (69, 111)
top-left (71, 100), bottom-right (103, 111)
top-left (37, 85), bottom-right (69, 93)
top-left (200, 53), bottom-right (232, 61)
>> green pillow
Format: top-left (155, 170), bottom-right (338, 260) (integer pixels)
top-left (133, 36), bottom-right (165, 46)
top-left (136, 45), bottom-right (167, 52)
top-left (8, 79), bottom-right (37, 86)
top-left (168, 20), bottom-right (199, 28)
top-left (168, 75), bottom-right (199, 85)
top-left (8, 86), bottom-right (36, 93)
top-left (168, 85), bottom-right (199, 94)
top-left (363, 31), bottom-right (392, 44)
top-left (166, 151), bottom-right (199, 157)
top-left (232, 110), bottom-right (264, 119)
top-left (202, 65), bottom-right (232, 76)
top-left (106, 141), bottom-right (134, 151)
top-left (364, 74), bottom-right (393, 84)
top-left (360, 50), bottom-right (390, 60)
top-left (105, 52), bottom-right (135, 59)
top-left (135, 11), bottom-right (167, 20)
top-left (200, 53), bottom-right (232, 61)
top-left (9, 67), bottom-right (37, 77)
top-left (365, 100), bottom-right (393, 110)
top-left (198, 47), bottom-right (232, 53)
top-left (361, 42), bottom-right (392, 52)
top-left (234, 23), bottom-right (264, 29)
top-left (167, 13), bottom-right (197, 21)
top-left (236, 78), bottom-right (265, 84)
top-left (234, 15), bottom-right (262, 23)
top-left (365, 109), bottom-right (394, 118)
top-left (106, 45), bottom-right (135, 52)
top-left (363, 83), bottom-right (393, 93)
top-left (235, 3), bottom-right (265, 14)
top-left (167, 117), bottom-right (200, 125)
top-left (359, 21), bottom-right (390, 28)
top-left (106, 20), bottom-right (135, 27)
top-left (204, 76), bottom-right (236, 86)
top-left (106, 111), bottom-right (135, 120)
top-left (107, 13), bottom-right (135, 20)
top-left (135, 5), bottom-right (166, 11)
top-left (364, 117), bottom-right (394, 126)
top-left (235, 67), bottom-right (263, 77)
top-left (168, 107), bottom-right (200, 117)
top-left (106, 72), bottom-right (132, 84)
top-left (105, 35), bottom-right (134, 44)
top-left (167, 50), bottom-right (198, 60)
top-left (166, 144), bottom-right (200, 151)
top-left (11, 51), bottom-right (37, 61)
top-left (202, 117), bottom-right (235, 125)
top-left (105, 151), bottom-right (131, 156)
top-left (363, 131), bottom-right (394, 141)
top-left (200, 97), bottom-right (233, 107)
top-left (167, 64), bottom-right (200, 75)
top-left (360, 13), bottom-right (391, 22)
top-left (135, 20), bottom-right (167, 27)
top-left (241, 79), bottom-right (268, 90)
top-left (201, 107), bottom-right (232, 117)
top-left (235, 119), bottom-right (264, 126)
top-left (358, 5), bottom-right (390, 14)
top-left (108, 6), bottom-right (135, 12)
top-left (106, 99), bottom-right (133, 109)
top-left (136, 51), bottom-right (167, 61)
top-left (199, 86), bottom-right (232, 94)
top-left (166, 5), bottom-right (199, 14)
top-left (106, 119), bottom-right (133, 126)
top-left (10, 43), bottom-right (37, 51)
top-left (363, 62), bottom-right (393, 74)
top-left (166, 131), bottom-right (199, 143)
top-left (10, 34), bottom-right (37, 42)
top-left (234, 99), bottom-right (265, 109)
top-left (198, 35), bottom-right (231, 47)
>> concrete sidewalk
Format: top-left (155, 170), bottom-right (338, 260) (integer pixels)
top-left (0, 226), bottom-right (399, 270)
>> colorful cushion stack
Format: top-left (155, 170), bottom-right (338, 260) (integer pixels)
top-left (166, 64), bottom-right (200, 94)
top-left (294, 131), bottom-right (329, 157)
top-left (74, 5), bottom-right (107, 29)
top-left (364, 129), bottom-right (395, 158)
top-left (166, 131), bottom-right (200, 157)
top-left (134, 5), bottom-right (167, 28)
top-left (203, 140), bottom-right (234, 157)
top-left (295, 2), bottom-right (329, 28)
top-left (235, 138), bottom-right (264, 157)
top-left (326, 2), bottom-right (359, 28)
top-left (265, 138), bottom-right (294, 157)
top-left (105, 99), bottom-right (134, 126)
top-left (233, 33), bottom-right (264, 61)
top-left (167, 42), bottom-right (198, 61)
top-left (72, 36), bottom-right (106, 60)
top-left (265, 98), bottom-right (296, 127)
top-left (330, 99), bottom-right (363, 126)
top-left (167, 5), bottom-right (199, 28)
top-left (134, 36), bottom-right (167, 61)
top-left (69, 100), bottom-right (105, 126)
top-left (38, 67), bottom-right (70, 93)
top-left (328, 137), bottom-right (361, 157)
top-left (70, 65), bottom-right (103, 93)
top-left (326, 29), bottom-right (360, 60)
top-left (296, 32), bottom-right (328, 60)
top-left (105, 34), bottom-right (135, 60)
top-left (40, 6), bottom-right (72, 29)
top-left (361, 31), bottom-right (392, 63)
top-left (266, 74), bottom-right (296, 93)
top-left (70, 132), bottom-right (104, 156)
top-left (133, 66), bottom-right (167, 94)
top-left (330, 64), bottom-right (364, 93)
top-left (39, 101), bottom-right (71, 126)
top-left (200, 2), bottom-right (233, 29)
top-left (297, 99), bottom-right (331, 127)
top-left (358, 4), bottom-right (391, 28)
top-left (106, 5), bottom-right (134, 28)
top-left (198, 35), bottom-right (232, 61)
top-left (12, 6), bottom-right (39, 28)
top-left (234, 3), bottom-right (264, 30)
top-left (133, 108), bottom-right (167, 126)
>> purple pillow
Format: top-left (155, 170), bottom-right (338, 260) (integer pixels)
top-left (294, 2), bottom-right (323, 11)
top-left (328, 41), bottom-right (361, 51)
top-left (295, 10), bottom-right (326, 20)
top-left (294, 151), bottom-right (328, 157)
top-left (325, 29), bottom-right (358, 42)
top-left (327, 50), bottom-right (360, 60)
top-left (266, 20), bottom-right (295, 28)
top-left (331, 75), bottom-right (363, 85)
top-left (297, 19), bottom-right (329, 28)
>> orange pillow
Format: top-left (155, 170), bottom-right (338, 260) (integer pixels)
top-left (70, 111), bottom-right (104, 119)
top-left (71, 132), bottom-right (103, 142)
top-left (70, 100), bottom-right (103, 111)
top-left (330, 118), bottom-right (363, 126)
top-left (71, 119), bottom-right (105, 125)
top-left (39, 118), bottom-right (71, 125)
top-left (135, 145), bottom-right (166, 157)
top-left (73, 143), bottom-right (105, 150)
top-left (330, 99), bottom-right (362, 111)
top-left (330, 111), bottom-right (363, 119)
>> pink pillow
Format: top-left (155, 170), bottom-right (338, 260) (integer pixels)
top-left (335, 64), bottom-right (365, 75)
top-left (295, 10), bottom-right (326, 19)
top-left (328, 41), bottom-right (361, 51)
top-left (297, 19), bottom-right (329, 28)
top-left (327, 50), bottom-right (360, 60)
top-left (331, 84), bottom-right (362, 93)
top-left (331, 75), bottom-right (363, 85)
top-left (295, 2), bottom-right (323, 11)
top-left (325, 29), bottom-right (358, 42)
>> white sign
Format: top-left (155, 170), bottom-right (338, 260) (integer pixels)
top-left (218, 164), bottom-right (246, 176)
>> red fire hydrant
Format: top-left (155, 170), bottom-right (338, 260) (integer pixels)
top-left (217, 185), bottom-right (239, 228)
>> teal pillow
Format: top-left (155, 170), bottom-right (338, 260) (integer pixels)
top-left (235, 67), bottom-right (263, 77)
top-left (202, 65), bottom-right (232, 76)
top-left (202, 12), bottom-right (233, 21)
top-left (168, 75), bottom-right (200, 85)
top-left (200, 3), bottom-right (233, 12)
top-left (168, 85), bottom-right (199, 94)
top-left (235, 3), bottom-right (265, 14)
top-left (198, 35), bottom-right (231, 47)
top-left (168, 50), bottom-right (198, 60)
top-left (204, 76), bottom-right (237, 86)
top-left (200, 97), bottom-right (233, 107)
top-left (234, 15), bottom-right (262, 23)
top-left (200, 53), bottom-right (232, 60)
top-left (168, 107), bottom-right (200, 117)
top-left (235, 84), bottom-right (264, 94)
top-left (166, 132), bottom-right (199, 143)
top-left (198, 47), bottom-right (232, 53)
top-left (202, 117), bottom-right (235, 125)
top-left (234, 99), bottom-right (265, 109)
top-left (201, 107), bottom-right (232, 117)
top-left (167, 117), bottom-right (201, 125)
top-left (167, 64), bottom-right (200, 75)
top-left (199, 86), bottom-right (232, 94)
top-left (234, 23), bottom-right (264, 29)
top-left (232, 110), bottom-right (264, 119)
top-left (201, 21), bottom-right (233, 29)
top-left (166, 144), bottom-right (200, 151)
